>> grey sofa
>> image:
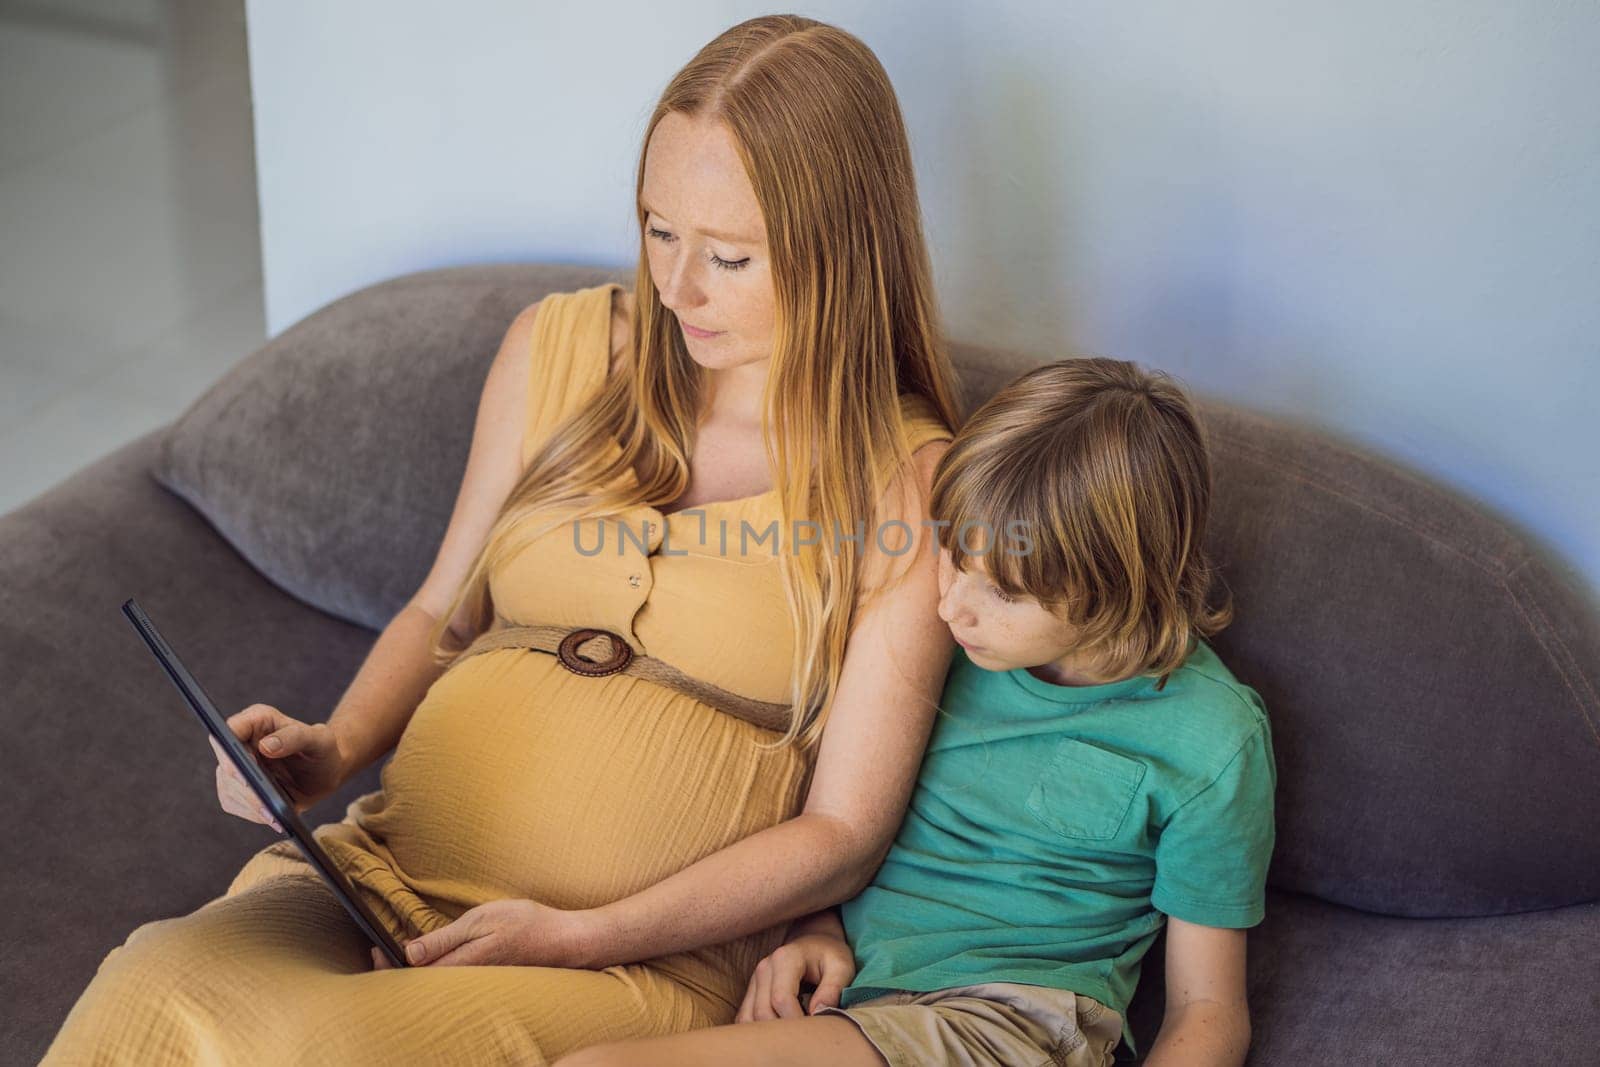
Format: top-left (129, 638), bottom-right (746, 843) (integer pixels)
top-left (4, 262), bottom-right (1597, 1064)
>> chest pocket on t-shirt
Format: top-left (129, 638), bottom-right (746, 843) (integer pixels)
top-left (1026, 737), bottom-right (1148, 841)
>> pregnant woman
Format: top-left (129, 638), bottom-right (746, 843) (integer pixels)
top-left (43, 14), bottom-right (961, 1065)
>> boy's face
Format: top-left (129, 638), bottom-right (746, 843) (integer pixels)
top-left (935, 545), bottom-right (1086, 674)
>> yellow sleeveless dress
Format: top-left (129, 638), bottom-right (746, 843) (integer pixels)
top-left (43, 282), bottom-right (954, 1065)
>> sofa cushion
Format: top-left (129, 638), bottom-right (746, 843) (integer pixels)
top-left (1121, 890), bottom-right (1600, 1064)
top-left (153, 263), bottom-right (633, 632)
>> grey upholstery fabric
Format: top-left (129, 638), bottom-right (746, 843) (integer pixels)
top-left (1118, 890), bottom-right (1600, 1065)
top-left (153, 263), bottom-right (635, 631)
top-left (1201, 406), bottom-right (1600, 917)
top-left (5, 260), bottom-right (1598, 1064)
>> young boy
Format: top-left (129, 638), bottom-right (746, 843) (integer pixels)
top-left (558, 358), bottom-right (1277, 1067)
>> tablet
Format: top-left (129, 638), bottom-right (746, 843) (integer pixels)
top-left (121, 597), bottom-right (411, 969)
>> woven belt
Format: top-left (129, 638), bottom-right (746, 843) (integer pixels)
top-left (451, 619), bottom-right (795, 734)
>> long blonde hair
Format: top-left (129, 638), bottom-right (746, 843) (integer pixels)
top-left (425, 14), bottom-right (962, 749)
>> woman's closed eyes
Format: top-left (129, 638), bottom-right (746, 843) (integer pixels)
top-left (646, 225), bottom-right (751, 272)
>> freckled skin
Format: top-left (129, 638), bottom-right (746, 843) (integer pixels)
top-left (640, 111), bottom-right (774, 425)
top-left (935, 546), bottom-right (1122, 687)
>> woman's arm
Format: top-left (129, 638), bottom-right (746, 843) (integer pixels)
top-left (1142, 918), bottom-right (1253, 1067)
top-left (322, 602), bottom-right (457, 776)
top-left (570, 440), bottom-right (956, 968)
top-left (333, 300), bottom-right (546, 776)
top-left (783, 905), bottom-right (846, 942)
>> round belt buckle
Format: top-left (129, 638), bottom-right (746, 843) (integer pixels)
top-left (556, 627), bottom-right (634, 677)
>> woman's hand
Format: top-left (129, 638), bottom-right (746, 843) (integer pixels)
top-left (736, 933), bottom-right (857, 1022)
top-left (212, 703), bottom-right (350, 830)
top-left (369, 899), bottom-right (596, 970)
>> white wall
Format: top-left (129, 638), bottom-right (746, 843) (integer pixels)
top-left (245, 0), bottom-right (1600, 596)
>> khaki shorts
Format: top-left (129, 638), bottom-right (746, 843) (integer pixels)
top-left (811, 981), bottom-right (1123, 1067)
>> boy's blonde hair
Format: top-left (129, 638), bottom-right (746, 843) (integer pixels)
top-left (929, 358), bottom-right (1232, 687)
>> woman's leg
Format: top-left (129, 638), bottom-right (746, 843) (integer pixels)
top-left (553, 1016), bottom-right (890, 1067)
top-left (42, 870), bottom-right (373, 1065)
top-left (43, 869), bottom-right (724, 1066)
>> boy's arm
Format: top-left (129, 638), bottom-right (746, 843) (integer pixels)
top-left (1142, 917), bottom-right (1252, 1067)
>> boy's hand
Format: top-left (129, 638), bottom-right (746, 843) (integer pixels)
top-left (736, 933), bottom-right (857, 1022)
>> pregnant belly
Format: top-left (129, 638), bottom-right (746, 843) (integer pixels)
top-left (344, 647), bottom-right (811, 914)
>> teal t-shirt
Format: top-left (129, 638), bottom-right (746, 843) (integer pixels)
top-left (838, 637), bottom-right (1276, 1057)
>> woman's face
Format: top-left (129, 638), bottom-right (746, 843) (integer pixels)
top-left (640, 111), bottom-right (775, 376)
